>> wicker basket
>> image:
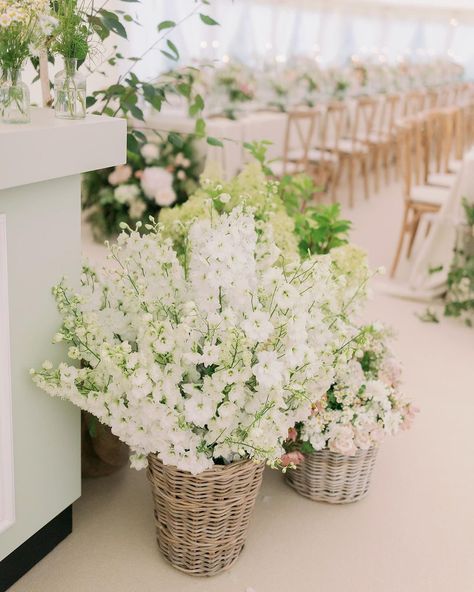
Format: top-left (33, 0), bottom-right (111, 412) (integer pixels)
top-left (147, 455), bottom-right (265, 576)
top-left (285, 447), bottom-right (378, 504)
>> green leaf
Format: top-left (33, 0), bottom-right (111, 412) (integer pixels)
top-left (99, 9), bottom-right (128, 39)
top-left (129, 104), bottom-right (144, 121)
top-left (127, 132), bottom-right (139, 153)
top-left (168, 132), bottom-right (184, 148)
top-left (160, 50), bottom-right (176, 61)
top-left (86, 96), bottom-right (97, 108)
top-left (177, 83), bottom-right (191, 98)
top-left (199, 13), bottom-right (219, 26)
top-left (166, 39), bottom-right (179, 60)
top-left (207, 136), bottom-right (223, 147)
top-left (132, 129), bottom-right (147, 143)
top-left (195, 118), bottom-right (206, 137)
top-left (158, 20), bottom-right (176, 32)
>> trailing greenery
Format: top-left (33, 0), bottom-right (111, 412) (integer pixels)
top-left (443, 198), bottom-right (474, 325)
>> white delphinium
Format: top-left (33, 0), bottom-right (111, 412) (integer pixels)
top-left (32, 207), bottom-right (347, 475)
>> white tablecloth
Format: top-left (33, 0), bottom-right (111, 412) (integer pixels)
top-left (146, 108), bottom-right (288, 179)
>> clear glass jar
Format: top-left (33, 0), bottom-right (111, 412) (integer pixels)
top-left (54, 59), bottom-right (86, 120)
top-left (1, 68), bottom-right (30, 124)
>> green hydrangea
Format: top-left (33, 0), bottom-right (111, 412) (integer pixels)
top-left (160, 162), bottom-right (299, 258)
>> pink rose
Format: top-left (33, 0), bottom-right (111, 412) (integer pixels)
top-left (354, 429), bottom-right (372, 450)
top-left (401, 404), bottom-right (419, 431)
top-left (287, 427), bottom-right (297, 442)
top-left (281, 451), bottom-right (304, 467)
top-left (108, 165), bottom-right (132, 186)
top-left (328, 426), bottom-right (357, 456)
top-left (369, 425), bottom-right (385, 444)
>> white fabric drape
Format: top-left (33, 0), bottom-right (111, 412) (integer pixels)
top-left (124, 0), bottom-right (474, 80)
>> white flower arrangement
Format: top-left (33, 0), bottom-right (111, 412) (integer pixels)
top-left (32, 204), bottom-right (359, 475)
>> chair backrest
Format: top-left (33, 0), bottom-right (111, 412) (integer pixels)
top-left (396, 122), bottom-right (414, 203)
top-left (403, 91), bottom-right (426, 117)
top-left (282, 109), bottom-right (316, 174)
top-left (350, 96), bottom-right (379, 143)
top-left (422, 110), bottom-right (442, 183)
top-left (320, 101), bottom-right (347, 152)
top-left (377, 94), bottom-right (400, 136)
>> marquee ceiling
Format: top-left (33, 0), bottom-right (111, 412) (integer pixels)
top-left (251, 0), bottom-right (474, 23)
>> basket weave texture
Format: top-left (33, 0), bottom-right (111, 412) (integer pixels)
top-left (285, 447), bottom-right (378, 504)
top-left (147, 455), bottom-right (265, 576)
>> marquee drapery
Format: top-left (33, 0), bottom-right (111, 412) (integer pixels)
top-left (124, 0), bottom-right (474, 81)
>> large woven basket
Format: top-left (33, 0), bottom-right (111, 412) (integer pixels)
top-left (285, 447), bottom-right (378, 504)
top-left (147, 455), bottom-right (265, 576)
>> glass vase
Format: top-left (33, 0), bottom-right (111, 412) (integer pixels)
top-left (1, 69), bottom-right (30, 124)
top-left (54, 59), bottom-right (86, 120)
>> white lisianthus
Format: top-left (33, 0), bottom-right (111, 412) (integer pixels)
top-left (140, 167), bottom-right (173, 199)
top-left (154, 187), bottom-right (176, 207)
top-left (114, 184), bottom-right (140, 204)
top-left (140, 143), bottom-right (160, 164)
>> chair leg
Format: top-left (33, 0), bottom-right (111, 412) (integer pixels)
top-left (390, 204), bottom-right (410, 278)
top-left (383, 144), bottom-right (390, 185)
top-left (407, 213), bottom-right (421, 258)
top-left (361, 155), bottom-right (369, 200)
top-left (373, 146), bottom-right (380, 193)
top-left (332, 158), bottom-right (343, 203)
top-left (348, 156), bottom-right (355, 207)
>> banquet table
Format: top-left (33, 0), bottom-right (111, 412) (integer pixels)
top-left (145, 108), bottom-right (289, 179)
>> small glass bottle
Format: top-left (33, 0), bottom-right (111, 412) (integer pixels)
top-left (54, 58), bottom-right (86, 120)
top-left (1, 68), bottom-right (30, 124)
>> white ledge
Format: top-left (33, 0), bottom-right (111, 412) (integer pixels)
top-left (0, 108), bottom-right (127, 190)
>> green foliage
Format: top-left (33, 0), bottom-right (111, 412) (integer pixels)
top-left (417, 308), bottom-right (440, 323)
top-left (462, 197), bottom-right (474, 226)
top-left (280, 172), bottom-right (351, 256)
top-left (442, 198), bottom-right (474, 325)
top-left (244, 141), bottom-right (352, 258)
top-left (243, 141), bottom-right (274, 176)
top-left (82, 133), bottom-right (201, 241)
top-left (50, 0), bottom-right (91, 60)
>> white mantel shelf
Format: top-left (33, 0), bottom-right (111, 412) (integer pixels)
top-left (0, 108), bottom-right (127, 190)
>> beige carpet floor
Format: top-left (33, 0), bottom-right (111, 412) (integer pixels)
top-left (9, 176), bottom-right (474, 592)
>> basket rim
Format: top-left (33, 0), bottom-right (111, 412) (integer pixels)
top-left (147, 453), bottom-right (265, 479)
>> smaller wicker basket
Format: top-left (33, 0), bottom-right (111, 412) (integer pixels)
top-left (147, 455), bottom-right (265, 576)
top-left (285, 447), bottom-right (378, 504)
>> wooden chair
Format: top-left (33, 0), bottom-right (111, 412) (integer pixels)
top-left (272, 109), bottom-right (316, 178)
top-left (367, 94), bottom-right (400, 191)
top-left (330, 97), bottom-right (375, 207)
top-left (313, 101), bottom-right (346, 201)
top-left (403, 90), bottom-right (425, 117)
top-left (390, 122), bottom-right (451, 277)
